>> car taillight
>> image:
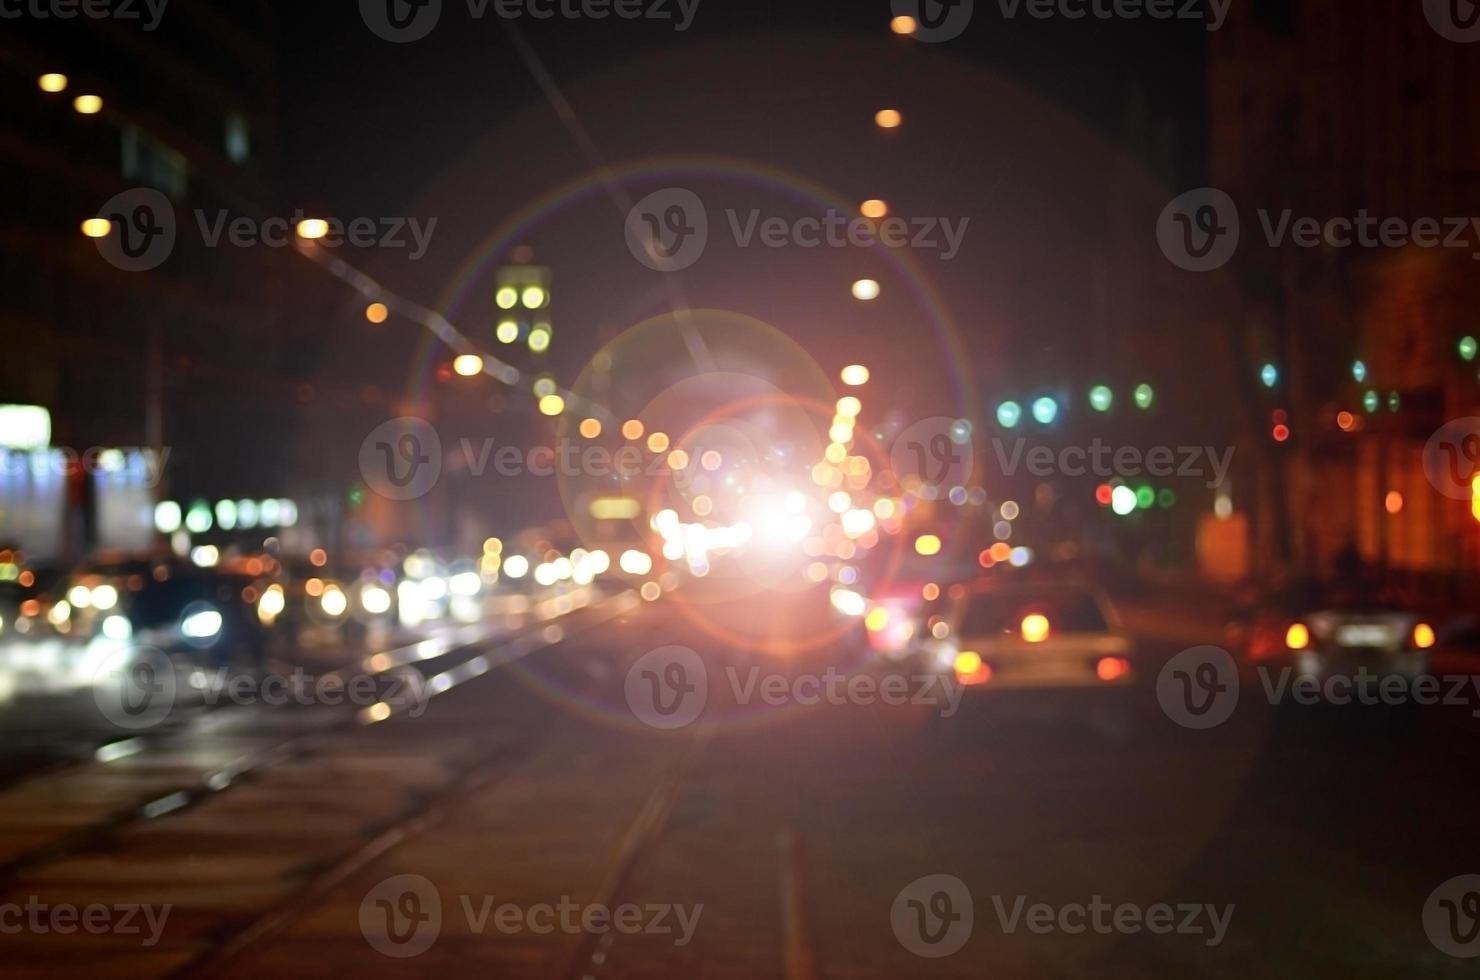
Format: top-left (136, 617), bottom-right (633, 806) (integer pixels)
top-left (1096, 657), bottom-right (1130, 682)
top-left (1412, 622), bottom-right (1436, 650)
top-left (954, 651), bottom-right (991, 686)
top-left (1285, 622), bottom-right (1310, 650)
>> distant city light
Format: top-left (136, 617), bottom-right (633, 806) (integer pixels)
top-left (1461, 336), bottom-right (1478, 362)
top-left (453, 354), bottom-right (484, 377)
top-left (1387, 391), bottom-right (1400, 412)
top-left (154, 501), bottom-right (182, 535)
top-left (496, 320), bottom-right (519, 343)
top-left (914, 534), bottom-right (942, 557)
top-left (37, 73), bottom-right (68, 93)
top-left (528, 326), bottom-right (552, 352)
top-left (1272, 423), bottom-right (1290, 442)
top-left (521, 286), bottom-right (547, 309)
top-left (889, 15), bottom-right (917, 35)
top-left (1089, 385), bottom-right (1113, 412)
top-left (1031, 397), bottom-right (1058, 425)
top-left (1111, 485), bottom-right (1137, 516)
top-left (1336, 410), bottom-right (1356, 432)
top-left (579, 418), bottom-right (602, 439)
top-left (622, 419), bottom-right (644, 440)
top-left (875, 108), bottom-right (903, 129)
top-left (1134, 383), bottom-right (1154, 409)
top-left (72, 94), bottom-right (103, 115)
top-left (1260, 363), bottom-right (1279, 388)
top-left (860, 199), bottom-right (888, 218)
top-left (1385, 491), bottom-right (1404, 515)
top-left (997, 401), bottom-right (1022, 428)
top-left (646, 432), bottom-right (670, 453)
top-left (1351, 360), bottom-right (1367, 382)
top-left (1363, 389), bottom-right (1380, 413)
top-left (80, 217), bottom-right (111, 239)
top-left (841, 364), bottom-right (870, 386)
top-left (296, 218), bottom-right (329, 240)
top-left (836, 396), bottom-right (862, 417)
top-left (365, 302), bottom-right (389, 324)
top-left (538, 394), bottom-right (565, 416)
top-left (851, 279), bottom-right (880, 301)
top-left (495, 287), bottom-right (518, 309)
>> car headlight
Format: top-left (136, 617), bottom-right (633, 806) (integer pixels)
top-left (92, 585), bottom-right (119, 611)
top-left (320, 586), bottom-right (348, 618)
top-left (360, 585), bottom-right (391, 616)
top-left (101, 615), bottom-right (132, 641)
top-left (181, 606), bottom-right (224, 640)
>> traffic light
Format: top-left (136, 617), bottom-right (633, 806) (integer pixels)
top-left (494, 259), bottom-right (552, 352)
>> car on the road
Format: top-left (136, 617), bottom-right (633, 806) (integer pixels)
top-left (1225, 580), bottom-right (1434, 685)
top-left (923, 581), bottom-right (1135, 692)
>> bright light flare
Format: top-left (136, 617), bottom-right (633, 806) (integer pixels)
top-left (1020, 614), bottom-right (1051, 643)
top-left (840, 364), bottom-right (870, 386)
top-left (38, 73), bottom-right (68, 93)
top-left (296, 218), bottom-right (330, 240)
top-left (851, 279), bottom-right (881, 301)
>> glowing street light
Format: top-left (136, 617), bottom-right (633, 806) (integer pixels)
top-left (365, 302), bottom-right (389, 324)
top-left (1031, 396), bottom-right (1059, 425)
top-left (1260, 362), bottom-right (1279, 388)
top-left (841, 364), bottom-right (870, 386)
top-left (538, 394), bottom-right (566, 417)
top-left (890, 15), bottom-right (917, 35)
top-left (80, 217), bottom-right (112, 239)
top-left (38, 73), bottom-right (68, 93)
top-left (860, 199), bottom-right (888, 219)
top-left (851, 279), bottom-right (880, 301)
top-left (997, 401), bottom-right (1022, 429)
top-left (453, 354), bottom-right (484, 377)
top-left (875, 108), bottom-right (903, 130)
top-left (296, 218), bottom-right (330, 240)
top-left (528, 325), bottom-right (552, 352)
top-left (1089, 385), bottom-right (1113, 412)
top-left (72, 94), bottom-right (103, 115)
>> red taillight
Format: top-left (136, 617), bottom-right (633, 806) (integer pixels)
top-left (1096, 657), bottom-right (1130, 682)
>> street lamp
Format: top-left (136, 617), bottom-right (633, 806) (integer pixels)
top-left (72, 94), bottom-right (103, 115)
top-left (453, 354), bottom-right (484, 377)
top-left (874, 109), bottom-right (903, 130)
top-left (80, 218), bottom-right (111, 239)
top-left (851, 279), bottom-right (880, 301)
top-left (38, 73), bottom-right (68, 93)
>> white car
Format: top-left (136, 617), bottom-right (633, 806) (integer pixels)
top-left (925, 582), bottom-right (1135, 692)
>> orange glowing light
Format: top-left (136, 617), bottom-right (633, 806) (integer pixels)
top-left (1413, 623), bottom-right (1436, 650)
top-left (1336, 410), bottom-right (1355, 432)
top-left (579, 418), bottom-right (602, 439)
top-left (1384, 491), bottom-right (1403, 515)
top-left (1285, 623), bottom-right (1310, 650)
top-left (988, 542), bottom-right (1012, 563)
top-left (622, 419), bottom-right (644, 441)
top-left (860, 199), bottom-right (888, 219)
top-left (889, 15), bottom-right (917, 35)
top-left (874, 108), bottom-right (903, 129)
top-left (310, 548), bottom-right (328, 567)
top-left (1096, 657), bottom-right (1130, 682)
top-left (922, 582), bottom-right (940, 601)
top-left (365, 302), bottom-right (389, 324)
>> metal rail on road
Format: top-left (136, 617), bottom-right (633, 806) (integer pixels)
top-left (0, 589), bottom-right (639, 897)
